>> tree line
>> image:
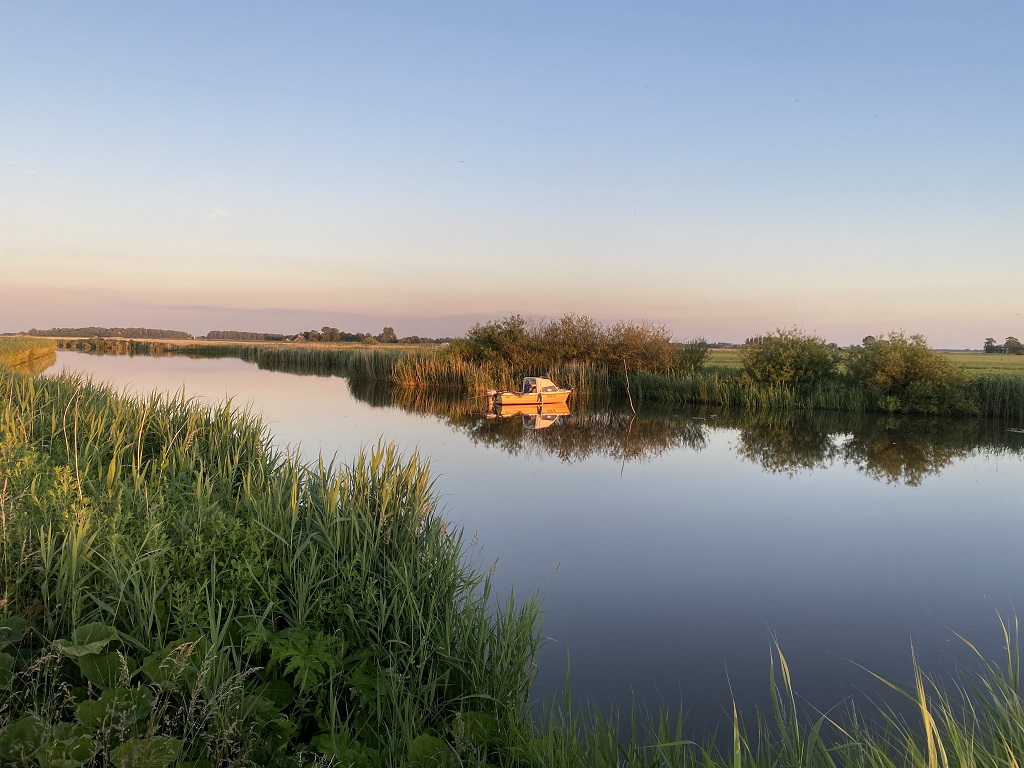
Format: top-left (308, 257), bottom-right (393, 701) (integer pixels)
top-left (452, 313), bottom-right (709, 375)
top-left (984, 336), bottom-right (1023, 354)
top-left (25, 327), bottom-right (193, 339)
top-left (452, 317), bottom-right (1007, 416)
top-left (297, 326), bottom-right (453, 344)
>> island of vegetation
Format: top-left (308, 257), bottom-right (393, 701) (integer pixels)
top-left (2, 323), bottom-right (1024, 765)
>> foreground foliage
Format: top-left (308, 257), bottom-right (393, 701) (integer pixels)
top-left (0, 368), bottom-right (540, 765)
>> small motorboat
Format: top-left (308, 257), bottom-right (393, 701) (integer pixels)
top-left (486, 376), bottom-right (573, 406)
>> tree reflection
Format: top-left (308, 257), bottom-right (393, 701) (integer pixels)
top-left (347, 380), bottom-right (1023, 484)
top-left (348, 380), bottom-right (707, 464)
top-left (733, 411), bottom-right (844, 476)
top-left (732, 409), bottom-right (1020, 485)
top-left (838, 416), bottom-right (999, 486)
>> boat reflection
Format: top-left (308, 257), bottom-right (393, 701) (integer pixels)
top-left (487, 401), bottom-right (571, 430)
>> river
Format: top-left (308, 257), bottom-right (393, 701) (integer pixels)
top-left (49, 350), bottom-right (1024, 733)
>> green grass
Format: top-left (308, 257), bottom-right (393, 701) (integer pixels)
top-left (706, 348), bottom-right (744, 371)
top-left (944, 351), bottom-right (1024, 375)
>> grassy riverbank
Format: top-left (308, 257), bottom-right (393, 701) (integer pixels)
top-left (51, 335), bottom-right (1024, 421)
top-left (0, 366), bottom-right (539, 765)
top-left (3, 365), bottom-right (1024, 766)
top-left (0, 336), bottom-right (56, 369)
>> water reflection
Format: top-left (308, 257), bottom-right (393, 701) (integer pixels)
top-left (736, 410), bottom-right (1022, 486)
top-left (349, 380), bottom-right (1024, 485)
top-left (487, 401), bottom-right (571, 430)
top-left (349, 379), bottom-right (708, 463)
top-left (9, 352), bottom-right (58, 376)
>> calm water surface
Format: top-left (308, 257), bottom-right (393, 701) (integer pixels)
top-left (51, 351), bottom-right (1024, 731)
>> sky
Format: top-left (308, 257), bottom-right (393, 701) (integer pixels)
top-left (2, 2), bottom-right (1021, 346)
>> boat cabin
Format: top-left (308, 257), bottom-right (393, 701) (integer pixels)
top-left (521, 377), bottom-right (562, 394)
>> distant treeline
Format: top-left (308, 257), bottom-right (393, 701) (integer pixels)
top-left (296, 326), bottom-right (453, 344)
top-left (206, 330), bottom-right (288, 341)
top-left (984, 336), bottom-right (1023, 354)
top-left (26, 326), bottom-right (193, 339)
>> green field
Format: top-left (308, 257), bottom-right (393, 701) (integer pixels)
top-left (706, 348), bottom-right (744, 370)
top-left (944, 351), bottom-right (1024, 374)
top-left (708, 348), bottom-right (1024, 377)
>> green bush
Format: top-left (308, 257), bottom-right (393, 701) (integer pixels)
top-left (676, 337), bottom-right (710, 374)
top-left (741, 328), bottom-right (839, 387)
top-left (846, 332), bottom-right (976, 414)
top-left (454, 314), bottom-right (678, 376)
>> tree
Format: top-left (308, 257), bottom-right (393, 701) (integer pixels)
top-left (1005, 336), bottom-right (1023, 354)
top-left (846, 331), bottom-right (973, 414)
top-left (677, 337), bottom-right (710, 374)
top-left (984, 338), bottom-right (999, 354)
top-left (377, 327), bottom-right (398, 344)
top-left (604, 321), bottom-right (676, 375)
top-left (539, 313), bottom-right (605, 364)
top-left (460, 315), bottom-right (534, 367)
top-left (741, 327), bottom-right (839, 386)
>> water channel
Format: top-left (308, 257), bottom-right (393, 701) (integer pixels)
top-left (46, 350), bottom-right (1024, 733)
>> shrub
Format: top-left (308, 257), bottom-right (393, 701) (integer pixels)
top-left (846, 332), bottom-right (976, 414)
top-left (604, 320), bottom-right (676, 375)
top-left (459, 314), bottom-right (535, 368)
top-left (676, 337), bottom-right (710, 374)
top-left (454, 314), bottom-right (678, 376)
top-left (741, 327), bottom-right (839, 387)
top-left (538, 313), bottom-right (606, 365)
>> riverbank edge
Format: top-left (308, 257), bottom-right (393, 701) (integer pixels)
top-left (0, 336), bottom-right (57, 368)
top-left (52, 337), bottom-right (1024, 420)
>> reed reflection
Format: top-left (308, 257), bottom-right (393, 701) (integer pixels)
top-left (10, 352), bottom-right (57, 376)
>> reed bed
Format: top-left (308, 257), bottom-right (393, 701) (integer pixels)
top-left (0, 336), bottom-right (57, 368)
top-left (611, 370), bottom-right (876, 413)
top-left (971, 374), bottom-right (1024, 422)
top-left (0, 366), bottom-right (540, 764)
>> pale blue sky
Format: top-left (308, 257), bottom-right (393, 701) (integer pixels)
top-left (2, 2), bottom-right (1021, 345)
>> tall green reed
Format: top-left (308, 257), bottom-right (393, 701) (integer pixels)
top-left (0, 366), bottom-right (541, 762)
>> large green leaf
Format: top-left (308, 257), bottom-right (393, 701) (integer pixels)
top-left (0, 652), bottom-right (14, 690)
top-left (75, 688), bottom-right (155, 730)
top-left (408, 733), bottom-right (455, 767)
top-left (33, 722), bottom-right (96, 767)
top-left (459, 711), bottom-right (498, 748)
top-left (141, 638), bottom-right (198, 692)
top-left (54, 623), bottom-right (119, 658)
top-left (0, 615), bottom-right (27, 650)
top-left (313, 732), bottom-right (380, 767)
top-left (109, 737), bottom-right (182, 768)
top-left (0, 716), bottom-right (45, 762)
top-left (78, 651), bottom-right (137, 689)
